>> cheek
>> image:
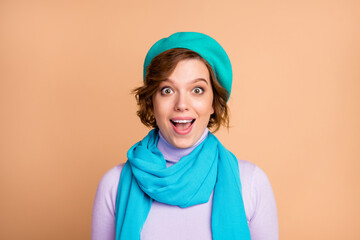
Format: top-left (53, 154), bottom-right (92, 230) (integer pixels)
top-left (152, 106), bottom-right (162, 122)
top-left (152, 97), bottom-right (170, 121)
top-left (209, 94), bottom-right (215, 114)
top-left (194, 100), bottom-right (214, 117)
top-left (199, 94), bottom-right (214, 114)
top-left (151, 97), bottom-right (160, 120)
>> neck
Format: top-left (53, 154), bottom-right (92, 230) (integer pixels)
top-left (157, 128), bottom-right (209, 163)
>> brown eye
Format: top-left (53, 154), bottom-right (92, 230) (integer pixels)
top-left (192, 87), bottom-right (204, 94)
top-left (161, 87), bottom-right (173, 95)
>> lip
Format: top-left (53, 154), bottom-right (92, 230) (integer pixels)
top-left (170, 117), bottom-right (195, 121)
top-left (170, 117), bottom-right (196, 135)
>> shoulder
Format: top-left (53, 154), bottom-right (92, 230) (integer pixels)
top-left (237, 160), bottom-right (276, 221)
top-left (99, 163), bottom-right (125, 186)
top-left (237, 159), bottom-right (272, 189)
top-left (91, 164), bottom-right (125, 239)
top-left (93, 163), bottom-right (125, 214)
top-left (238, 159), bottom-right (271, 192)
top-left (237, 160), bottom-right (279, 238)
top-left (97, 163), bottom-right (125, 195)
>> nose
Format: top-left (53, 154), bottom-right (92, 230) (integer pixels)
top-left (174, 92), bottom-right (189, 111)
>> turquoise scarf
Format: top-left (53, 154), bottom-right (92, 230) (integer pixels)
top-left (115, 129), bottom-right (251, 239)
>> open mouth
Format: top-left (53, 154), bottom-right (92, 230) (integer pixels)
top-left (170, 119), bottom-right (195, 132)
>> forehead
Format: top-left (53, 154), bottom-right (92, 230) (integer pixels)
top-left (165, 59), bottom-right (210, 84)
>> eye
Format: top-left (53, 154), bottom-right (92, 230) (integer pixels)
top-left (160, 87), bottom-right (173, 95)
top-left (192, 87), bottom-right (204, 94)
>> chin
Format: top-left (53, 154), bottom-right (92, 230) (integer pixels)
top-left (170, 138), bottom-right (195, 149)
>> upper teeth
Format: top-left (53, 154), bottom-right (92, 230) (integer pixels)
top-left (172, 120), bottom-right (192, 123)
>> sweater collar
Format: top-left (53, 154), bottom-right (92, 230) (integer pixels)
top-left (157, 128), bottom-right (209, 163)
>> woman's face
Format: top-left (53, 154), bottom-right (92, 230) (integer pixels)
top-left (152, 58), bottom-right (214, 149)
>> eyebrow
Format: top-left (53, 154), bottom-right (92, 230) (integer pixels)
top-left (163, 78), bottom-right (209, 85)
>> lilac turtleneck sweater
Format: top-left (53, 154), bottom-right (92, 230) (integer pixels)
top-left (91, 129), bottom-right (279, 240)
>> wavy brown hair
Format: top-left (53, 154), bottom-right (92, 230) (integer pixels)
top-left (133, 48), bottom-right (229, 132)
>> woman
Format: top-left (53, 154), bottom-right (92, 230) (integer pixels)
top-left (91, 32), bottom-right (278, 240)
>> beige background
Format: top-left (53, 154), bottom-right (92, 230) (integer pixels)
top-left (1, 0), bottom-right (359, 239)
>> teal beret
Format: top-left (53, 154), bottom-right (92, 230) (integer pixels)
top-left (143, 32), bottom-right (233, 99)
